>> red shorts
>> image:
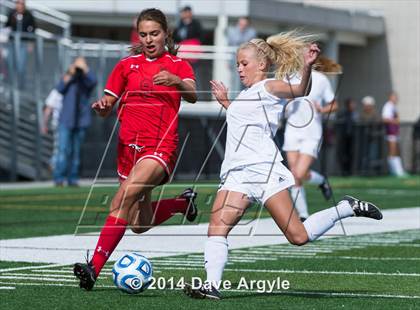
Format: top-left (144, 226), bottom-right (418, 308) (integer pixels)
top-left (117, 142), bottom-right (177, 183)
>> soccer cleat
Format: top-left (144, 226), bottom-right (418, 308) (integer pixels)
top-left (183, 282), bottom-right (221, 300)
top-left (179, 188), bottom-right (198, 222)
top-left (319, 181), bottom-right (332, 200)
top-left (299, 217), bottom-right (307, 222)
top-left (342, 195), bottom-right (383, 220)
top-left (73, 262), bottom-right (97, 291)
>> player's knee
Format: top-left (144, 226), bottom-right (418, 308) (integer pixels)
top-left (287, 232), bottom-right (308, 246)
top-left (121, 183), bottom-right (147, 206)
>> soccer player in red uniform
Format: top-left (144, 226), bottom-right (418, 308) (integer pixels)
top-left (73, 8), bottom-right (198, 290)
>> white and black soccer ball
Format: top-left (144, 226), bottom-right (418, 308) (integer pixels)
top-left (112, 253), bottom-right (153, 294)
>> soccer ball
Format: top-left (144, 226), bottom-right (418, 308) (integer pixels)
top-left (112, 253), bottom-right (153, 294)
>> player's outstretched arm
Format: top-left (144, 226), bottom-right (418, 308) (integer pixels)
top-left (266, 43), bottom-right (320, 99)
top-left (92, 94), bottom-right (118, 117)
top-left (210, 80), bottom-right (230, 109)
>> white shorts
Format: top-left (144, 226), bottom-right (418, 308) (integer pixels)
top-left (282, 132), bottom-right (321, 158)
top-left (386, 135), bottom-right (399, 142)
top-left (219, 163), bottom-right (295, 205)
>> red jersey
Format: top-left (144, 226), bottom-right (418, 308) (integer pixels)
top-left (104, 52), bottom-right (195, 147)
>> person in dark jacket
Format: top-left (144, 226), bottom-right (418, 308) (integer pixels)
top-left (54, 57), bottom-right (97, 186)
top-left (173, 5), bottom-right (202, 44)
top-left (6, 0), bottom-right (36, 85)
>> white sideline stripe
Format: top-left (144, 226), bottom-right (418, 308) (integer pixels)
top-left (226, 289), bottom-right (420, 300)
top-left (0, 286), bottom-right (15, 290)
top-left (0, 263), bottom-right (69, 273)
top-left (156, 266), bottom-right (420, 277)
top-left (1, 207), bottom-right (419, 264)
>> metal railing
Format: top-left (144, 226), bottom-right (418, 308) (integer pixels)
top-left (0, 30), bottom-right (237, 181)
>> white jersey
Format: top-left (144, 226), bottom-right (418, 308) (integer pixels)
top-left (220, 79), bottom-right (287, 176)
top-left (382, 101), bottom-right (397, 120)
top-left (45, 88), bottom-right (63, 129)
top-left (285, 71), bottom-right (335, 139)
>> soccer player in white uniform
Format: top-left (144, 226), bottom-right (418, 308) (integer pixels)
top-left (184, 32), bottom-right (382, 300)
top-left (282, 57), bottom-right (339, 220)
top-left (382, 91), bottom-right (406, 176)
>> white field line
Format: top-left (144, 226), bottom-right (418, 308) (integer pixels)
top-left (155, 266), bottom-right (420, 277)
top-left (0, 263), bottom-right (69, 273)
top-left (0, 281), bottom-right (114, 288)
top-left (156, 254), bottom-right (420, 262)
top-left (32, 270), bottom-right (113, 276)
top-left (232, 249), bottom-right (333, 254)
top-left (0, 275), bottom-right (77, 282)
top-left (0, 279), bottom-right (419, 299)
top-left (0, 286), bottom-right (15, 290)
top-left (226, 289), bottom-right (420, 300)
top-left (302, 243), bottom-right (420, 248)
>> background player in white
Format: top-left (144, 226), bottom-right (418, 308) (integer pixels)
top-left (382, 91), bottom-right (406, 176)
top-left (283, 56), bottom-right (340, 220)
top-left (184, 32), bottom-right (382, 300)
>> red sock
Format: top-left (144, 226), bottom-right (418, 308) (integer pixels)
top-left (151, 198), bottom-right (188, 226)
top-left (90, 215), bottom-right (128, 277)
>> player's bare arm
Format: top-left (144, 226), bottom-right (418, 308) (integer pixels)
top-left (210, 80), bottom-right (230, 109)
top-left (266, 43), bottom-right (320, 98)
top-left (92, 94), bottom-right (118, 117)
top-left (153, 70), bottom-right (197, 103)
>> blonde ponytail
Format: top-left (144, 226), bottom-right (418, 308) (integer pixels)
top-left (266, 31), bottom-right (316, 80)
top-left (239, 30), bottom-right (317, 80)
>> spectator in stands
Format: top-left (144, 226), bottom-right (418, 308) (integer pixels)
top-left (359, 96), bottom-right (381, 174)
top-left (360, 96), bottom-right (380, 123)
top-left (6, 0), bottom-right (36, 87)
top-left (382, 91), bottom-right (407, 177)
top-left (173, 5), bottom-right (204, 96)
top-left (53, 57), bottom-right (97, 186)
top-left (336, 98), bottom-right (358, 175)
top-left (42, 87), bottom-right (63, 171)
top-left (227, 17), bottom-right (257, 93)
top-left (173, 5), bottom-right (202, 44)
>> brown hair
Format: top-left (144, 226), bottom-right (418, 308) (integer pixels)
top-left (129, 8), bottom-right (178, 56)
top-left (314, 55), bottom-right (342, 74)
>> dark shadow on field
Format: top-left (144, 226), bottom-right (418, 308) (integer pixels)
top-left (90, 288), bottom-right (155, 298)
top-left (223, 289), bottom-right (381, 300)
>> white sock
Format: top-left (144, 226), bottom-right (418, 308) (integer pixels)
top-left (204, 236), bottom-right (228, 286)
top-left (303, 200), bottom-right (354, 241)
top-left (388, 157), bottom-right (399, 175)
top-left (394, 156), bottom-right (405, 176)
top-left (290, 186), bottom-right (309, 218)
top-left (308, 170), bottom-right (325, 185)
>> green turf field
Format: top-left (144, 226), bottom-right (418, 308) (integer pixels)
top-left (1, 176), bottom-right (419, 309)
top-left (1, 230), bottom-right (420, 309)
top-left (1, 176), bottom-right (419, 239)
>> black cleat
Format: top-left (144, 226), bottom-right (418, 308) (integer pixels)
top-left (73, 262), bottom-right (97, 291)
top-left (179, 188), bottom-right (198, 222)
top-left (342, 195), bottom-right (383, 220)
top-left (299, 217), bottom-right (307, 222)
top-left (183, 282), bottom-right (221, 300)
top-left (319, 181), bottom-right (332, 200)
